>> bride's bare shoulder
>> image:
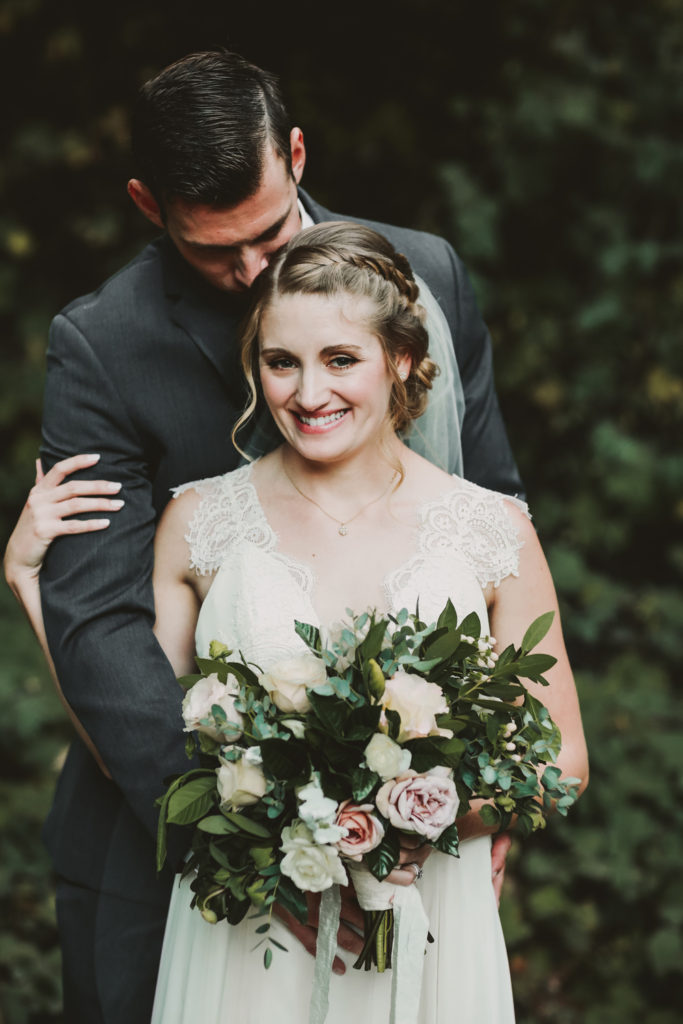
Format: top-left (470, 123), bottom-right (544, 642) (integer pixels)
top-left (400, 447), bottom-right (459, 499)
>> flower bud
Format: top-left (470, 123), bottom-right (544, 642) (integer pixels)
top-left (201, 907), bottom-right (218, 924)
top-left (367, 658), bottom-right (386, 700)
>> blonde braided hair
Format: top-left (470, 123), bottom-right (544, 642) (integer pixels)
top-left (233, 221), bottom-right (439, 453)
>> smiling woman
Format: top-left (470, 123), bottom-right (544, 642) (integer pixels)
top-left (143, 221), bottom-right (587, 1022)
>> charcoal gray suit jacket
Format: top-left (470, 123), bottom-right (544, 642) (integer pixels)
top-left (40, 191), bottom-right (523, 907)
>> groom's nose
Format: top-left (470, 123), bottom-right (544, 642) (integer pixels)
top-left (234, 247), bottom-right (270, 289)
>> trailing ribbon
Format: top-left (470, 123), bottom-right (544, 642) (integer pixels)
top-left (309, 884), bottom-right (341, 1024)
top-left (309, 866), bottom-right (429, 1024)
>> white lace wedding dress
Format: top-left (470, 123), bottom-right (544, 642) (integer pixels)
top-left (151, 464), bottom-right (524, 1024)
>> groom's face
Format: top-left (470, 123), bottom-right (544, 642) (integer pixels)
top-left (163, 137), bottom-right (306, 294)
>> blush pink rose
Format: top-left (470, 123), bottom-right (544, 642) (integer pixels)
top-left (375, 767), bottom-right (459, 840)
top-left (335, 800), bottom-right (385, 861)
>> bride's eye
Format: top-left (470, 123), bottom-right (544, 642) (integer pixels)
top-left (265, 356), bottom-right (296, 370)
top-left (329, 354), bottom-right (358, 369)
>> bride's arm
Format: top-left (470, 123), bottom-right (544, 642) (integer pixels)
top-left (151, 491), bottom-right (203, 678)
top-left (3, 454), bottom-right (126, 777)
top-left (455, 505), bottom-right (589, 844)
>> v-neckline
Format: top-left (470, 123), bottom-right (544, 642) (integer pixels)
top-left (239, 461), bottom-right (464, 623)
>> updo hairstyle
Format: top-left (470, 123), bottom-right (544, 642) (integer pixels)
top-left (233, 222), bottom-right (439, 450)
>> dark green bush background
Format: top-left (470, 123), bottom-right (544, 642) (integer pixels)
top-left (1, 1), bottom-right (681, 1020)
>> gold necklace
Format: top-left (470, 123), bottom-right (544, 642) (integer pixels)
top-left (281, 457), bottom-right (397, 536)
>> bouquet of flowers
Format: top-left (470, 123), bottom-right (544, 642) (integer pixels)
top-left (157, 600), bottom-right (579, 978)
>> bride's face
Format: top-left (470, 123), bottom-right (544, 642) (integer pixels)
top-left (258, 291), bottom-right (410, 465)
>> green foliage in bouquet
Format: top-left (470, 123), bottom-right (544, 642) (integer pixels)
top-left (157, 601), bottom-right (579, 969)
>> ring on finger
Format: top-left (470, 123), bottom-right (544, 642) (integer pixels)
top-left (406, 862), bottom-right (423, 882)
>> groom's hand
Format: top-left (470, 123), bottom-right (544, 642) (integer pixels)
top-left (273, 884), bottom-right (365, 975)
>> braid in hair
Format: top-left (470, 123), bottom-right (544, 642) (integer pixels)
top-left (233, 221), bottom-right (439, 458)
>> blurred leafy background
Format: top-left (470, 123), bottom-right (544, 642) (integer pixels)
top-left (1, 0), bottom-right (682, 1020)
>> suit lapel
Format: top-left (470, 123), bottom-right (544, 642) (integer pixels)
top-left (160, 237), bottom-right (247, 389)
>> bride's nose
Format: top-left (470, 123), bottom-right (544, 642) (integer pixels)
top-left (295, 366), bottom-right (330, 410)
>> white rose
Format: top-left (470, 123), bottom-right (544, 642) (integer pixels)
top-left (297, 779), bottom-right (346, 844)
top-left (260, 654), bottom-right (327, 713)
top-left (380, 671), bottom-right (452, 743)
top-left (280, 837), bottom-right (348, 892)
top-left (216, 756), bottom-right (267, 810)
top-left (182, 674), bottom-right (244, 742)
top-left (280, 819), bottom-right (316, 851)
top-left (364, 733), bottom-right (412, 781)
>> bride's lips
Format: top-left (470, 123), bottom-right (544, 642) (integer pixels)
top-left (291, 409), bottom-right (349, 435)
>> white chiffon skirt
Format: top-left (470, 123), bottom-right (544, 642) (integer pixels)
top-left (151, 835), bottom-right (515, 1024)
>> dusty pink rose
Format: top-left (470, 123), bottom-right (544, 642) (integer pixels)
top-left (375, 767), bottom-right (459, 840)
top-left (335, 800), bottom-right (385, 862)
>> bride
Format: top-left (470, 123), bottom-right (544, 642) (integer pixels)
top-left (5, 222), bottom-right (587, 1022)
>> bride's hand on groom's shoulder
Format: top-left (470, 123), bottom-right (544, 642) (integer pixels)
top-left (4, 453), bottom-right (124, 584)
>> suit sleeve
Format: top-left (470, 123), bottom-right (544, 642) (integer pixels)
top-left (444, 242), bottom-right (525, 499)
top-left (40, 312), bottom-right (191, 852)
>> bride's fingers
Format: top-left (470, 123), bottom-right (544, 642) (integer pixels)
top-left (38, 453), bottom-right (102, 487)
top-left (386, 862), bottom-right (423, 887)
top-left (272, 903), bottom-right (350, 976)
top-left (51, 479), bottom-right (122, 499)
top-left (46, 496), bottom-right (124, 519)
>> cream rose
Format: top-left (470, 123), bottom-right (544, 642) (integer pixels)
top-left (364, 733), bottom-right (412, 781)
top-left (380, 672), bottom-right (452, 742)
top-left (259, 654), bottom-right (327, 714)
top-left (280, 825), bottom-right (348, 892)
top-left (182, 673), bottom-right (244, 742)
top-left (375, 767), bottom-right (459, 840)
top-left (335, 800), bottom-right (385, 861)
top-left (216, 755), bottom-right (267, 810)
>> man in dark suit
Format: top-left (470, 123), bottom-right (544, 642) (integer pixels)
top-left (39, 50), bottom-right (522, 1023)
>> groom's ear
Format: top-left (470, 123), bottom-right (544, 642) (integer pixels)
top-left (127, 179), bottom-right (165, 228)
top-left (289, 127), bottom-right (306, 185)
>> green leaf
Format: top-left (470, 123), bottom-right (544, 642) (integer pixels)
top-left (459, 612), bottom-right (482, 638)
top-left (365, 830), bottom-right (400, 880)
top-left (276, 876), bottom-right (308, 924)
top-left (351, 765), bottom-right (380, 801)
top-left (432, 821), bottom-right (460, 857)
top-left (166, 773), bottom-right (217, 826)
top-left (294, 620), bottom-right (321, 652)
top-left (359, 618), bottom-right (390, 661)
top-left (511, 653), bottom-right (558, 677)
top-left (264, 947), bottom-right (273, 969)
top-left (195, 657), bottom-right (229, 680)
top-left (520, 611), bottom-right (555, 654)
top-left (308, 692), bottom-right (350, 734)
top-left (177, 673), bottom-right (202, 691)
top-left (479, 804), bottom-right (501, 828)
top-left (260, 737), bottom-right (310, 784)
top-left (222, 812), bottom-right (273, 838)
top-left (423, 629), bottom-right (460, 661)
top-left (196, 815), bottom-right (236, 835)
top-left (437, 599), bottom-right (459, 632)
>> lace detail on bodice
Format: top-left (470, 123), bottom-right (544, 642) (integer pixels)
top-left (172, 465), bottom-right (314, 592)
top-left (173, 467), bottom-right (529, 669)
top-left (417, 480), bottom-right (528, 589)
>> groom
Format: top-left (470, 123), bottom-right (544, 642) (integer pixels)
top-left (39, 50), bottom-right (521, 1023)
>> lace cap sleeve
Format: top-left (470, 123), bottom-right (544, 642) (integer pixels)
top-left (171, 465), bottom-right (268, 576)
top-left (419, 479), bottom-right (531, 589)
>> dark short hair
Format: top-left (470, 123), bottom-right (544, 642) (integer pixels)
top-left (131, 50), bottom-right (292, 211)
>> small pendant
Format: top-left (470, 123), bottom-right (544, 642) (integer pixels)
top-left (338, 524), bottom-right (348, 536)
